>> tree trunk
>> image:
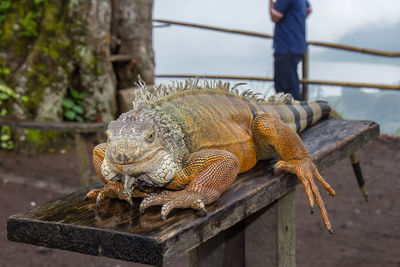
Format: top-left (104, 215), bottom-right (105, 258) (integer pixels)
top-left (0, 0), bottom-right (154, 123)
top-left (111, 0), bottom-right (155, 88)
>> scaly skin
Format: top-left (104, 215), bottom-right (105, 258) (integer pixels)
top-left (87, 83), bottom-right (339, 233)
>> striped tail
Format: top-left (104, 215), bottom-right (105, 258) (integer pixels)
top-left (260, 99), bottom-right (340, 134)
top-left (291, 100), bottom-right (341, 133)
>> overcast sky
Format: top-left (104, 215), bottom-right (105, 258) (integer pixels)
top-left (152, 0), bottom-right (400, 91)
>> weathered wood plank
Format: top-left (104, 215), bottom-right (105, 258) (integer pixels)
top-left (0, 119), bottom-right (107, 133)
top-left (7, 119), bottom-right (379, 266)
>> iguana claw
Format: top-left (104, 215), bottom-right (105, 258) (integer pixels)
top-left (140, 190), bottom-right (209, 220)
top-left (276, 157), bottom-right (335, 234)
top-left (86, 181), bottom-right (143, 207)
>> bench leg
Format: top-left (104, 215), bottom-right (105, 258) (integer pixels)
top-left (245, 189), bottom-right (296, 267)
top-left (189, 189), bottom-right (296, 267)
top-left (189, 221), bottom-right (245, 267)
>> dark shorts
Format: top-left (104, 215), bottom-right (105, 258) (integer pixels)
top-left (273, 52), bottom-right (303, 100)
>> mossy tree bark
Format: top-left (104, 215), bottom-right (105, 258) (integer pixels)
top-left (0, 0), bottom-right (154, 123)
top-left (111, 0), bottom-right (154, 89)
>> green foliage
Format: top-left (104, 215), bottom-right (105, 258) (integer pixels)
top-left (0, 0), bottom-right (45, 51)
top-left (20, 11), bottom-right (39, 37)
top-left (18, 0), bottom-right (43, 38)
top-left (0, 66), bottom-right (16, 110)
top-left (0, 66), bottom-right (9, 76)
top-left (25, 129), bottom-right (57, 152)
top-left (62, 89), bottom-right (85, 122)
top-left (0, 78), bottom-right (15, 150)
top-left (0, 83), bottom-right (15, 103)
top-left (0, 0), bottom-right (10, 36)
top-left (0, 125), bottom-right (13, 149)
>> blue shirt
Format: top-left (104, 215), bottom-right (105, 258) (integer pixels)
top-left (273, 0), bottom-right (309, 55)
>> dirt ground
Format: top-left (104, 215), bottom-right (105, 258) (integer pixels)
top-left (0, 135), bottom-right (399, 267)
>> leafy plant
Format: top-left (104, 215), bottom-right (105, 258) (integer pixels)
top-left (20, 11), bottom-right (39, 37)
top-left (0, 81), bottom-right (15, 150)
top-left (0, 0), bottom-right (10, 36)
top-left (14, 0), bottom-right (44, 38)
top-left (0, 67), bottom-right (15, 107)
top-left (62, 89), bottom-right (85, 122)
top-left (0, 83), bottom-right (14, 101)
top-left (0, 66), bottom-right (9, 76)
top-left (0, 125), bottom-right (13, 149)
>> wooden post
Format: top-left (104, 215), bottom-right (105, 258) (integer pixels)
top-left (189, 221), bottom-right (245, 267)
top-left (74, 133), bottom-right (91, 187)
top-left (302, 47), bottom-right (309, 100)
top-left (245, 189), bottom-right (296, 267)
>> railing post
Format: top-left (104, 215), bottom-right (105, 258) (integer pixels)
top-left (74, 133), bottom-right (92, 187)
top-left (302, 46), bottom-right (309, 100)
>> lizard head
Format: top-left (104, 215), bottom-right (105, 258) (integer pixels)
top-left (104, 108), bottom-right (178, 188)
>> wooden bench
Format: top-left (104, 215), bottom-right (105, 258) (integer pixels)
top-left (7, 119), bottom-right (379, 266)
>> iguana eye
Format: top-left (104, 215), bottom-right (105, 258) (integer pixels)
top-left (145, 131), bottom-right (155, 143)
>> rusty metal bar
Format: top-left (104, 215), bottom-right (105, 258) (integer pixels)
top-left (153, 19), bottom-right (400, 58)
top-left (307, 40), bottom-right (400, 58)
top-left (156, 74), bottom-right (273, 82)
top-left (155, 74), bottom-right (400, 91)
top-left (0, 119), bottom-right (107, 133)
top-left (301, 79), bottom-right (400, 91)
top-left (153, 19), bottom-right (273, 39)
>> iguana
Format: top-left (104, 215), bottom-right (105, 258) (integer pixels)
top-left (87, 79), bottom-right (367, 234)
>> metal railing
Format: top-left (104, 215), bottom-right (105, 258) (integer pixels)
top-left (152, 19), bottom-right (400, 99)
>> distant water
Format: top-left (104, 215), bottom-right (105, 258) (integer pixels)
top-left (308, 86), bottom-right (400, 135)
top-left (307, 61), bottom-right (400, 135)
top-left (308, 61), bottom-right (400, 96)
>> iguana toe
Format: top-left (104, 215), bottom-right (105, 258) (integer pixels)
top-left (86, 188), bottom-right (101, 200)
top-left (275, 157), bottom-right (335, 233)
top-left (140, 190), bottom-right (209, 220)
top-left (86, 181), bottom-right (141, 206)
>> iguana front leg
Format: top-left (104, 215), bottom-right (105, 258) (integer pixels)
top-left (86, 143), bottom-right (147, 205)
top-left (139, 150), bottom-right (240, 220)
top-left (253, 113), bottom-right (336, 233)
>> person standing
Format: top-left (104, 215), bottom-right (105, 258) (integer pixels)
top-left (269, 0), bottom-right (311, 100)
